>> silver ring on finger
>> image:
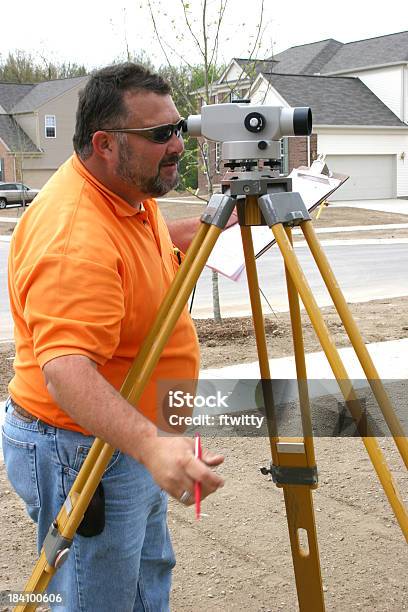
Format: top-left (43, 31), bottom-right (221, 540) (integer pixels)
top-left (179, 490), bottom-right (191, 504)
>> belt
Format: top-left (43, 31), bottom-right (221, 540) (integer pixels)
top-left (10, 398), bottom-right (36, 422)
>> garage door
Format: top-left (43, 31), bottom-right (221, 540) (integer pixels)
top-left (325, 155), bottom-right (396, 201)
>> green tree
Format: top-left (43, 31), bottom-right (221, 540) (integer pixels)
top-left (158, 63), bottom-right (224, 192)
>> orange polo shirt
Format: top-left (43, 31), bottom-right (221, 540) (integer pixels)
top-left (8, 154), bottom-right (199, 433)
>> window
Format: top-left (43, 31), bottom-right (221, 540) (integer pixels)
top-left (45, 115), bottom-right (56, 138)
top-left (229, 90), bottom-right (241, 102)
top-left (0, 158), bottom-right (4, 181)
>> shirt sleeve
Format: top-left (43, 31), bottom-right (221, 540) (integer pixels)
top-left (18, 253), bottom-right (125, 368)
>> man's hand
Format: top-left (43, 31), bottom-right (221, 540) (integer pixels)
top-left (167, 207), bottom-right (238, 253)
top-left (43, 354), bottom-right (224, 504)
top-left (139, 435), bottom-right (224, 503)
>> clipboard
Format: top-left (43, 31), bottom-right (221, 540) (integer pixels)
top-left (205, 162), bottom-right (349, 281)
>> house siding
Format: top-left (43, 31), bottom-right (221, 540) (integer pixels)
top-left (346, 66), bottom-right (403, 121)
top-left (222, 62), bottom-right (246, 83)
top-left (11, 80), bottom-right (87, 188)
top-left (250, 79), bottom-right (287, 107)
top-left (13, 113), bottom-right (39, 147)
top-left (21, 169), bottom-right (55, 189)
top-left (35, 82), bottom-right (84, 168)
top-left (0, 140), bottom-right (15, 182)
top-left (316, 128), bottom-right (408, 197)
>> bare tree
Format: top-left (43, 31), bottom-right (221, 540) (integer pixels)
top-left (0, 50), bottom-right (87, 83)
top-left (143, 0), bottom-right (267, 320)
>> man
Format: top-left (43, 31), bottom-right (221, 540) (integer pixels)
top-left (3, 63), bottom-right (224, 611)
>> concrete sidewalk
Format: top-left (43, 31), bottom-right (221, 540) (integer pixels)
top-left (201, 338), bottom-right (408, 381)
top-left (330, 198), bottom-right (408, 215)
top-left (1, 338), bottom-right (407, 438)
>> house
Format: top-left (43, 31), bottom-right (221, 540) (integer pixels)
top-left (199, 31), bottom-right (408, 200)
top-left (0, 76), bottom-right (88, 188)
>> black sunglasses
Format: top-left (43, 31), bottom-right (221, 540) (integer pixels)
top-left (100, 118), bottom-right (186, 144)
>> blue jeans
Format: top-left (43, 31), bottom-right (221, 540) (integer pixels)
top-left (2, 398), bottom-right (175, 611)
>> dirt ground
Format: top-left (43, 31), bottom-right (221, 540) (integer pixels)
top-left (0, 203), bottom-right (407, 611)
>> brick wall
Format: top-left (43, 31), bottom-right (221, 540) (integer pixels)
top-left (288, 134), bottom-right (317, 172)
top-left (0, 141), bottom-right (16, 182)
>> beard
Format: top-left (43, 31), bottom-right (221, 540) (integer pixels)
top-left (115, 135), bottom-right (180, 197)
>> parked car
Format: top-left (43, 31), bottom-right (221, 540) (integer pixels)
top-left (0, 182), bottom-right (40, 208)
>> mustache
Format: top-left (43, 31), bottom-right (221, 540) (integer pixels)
top-left (160, 154), bottom-right (180, 167)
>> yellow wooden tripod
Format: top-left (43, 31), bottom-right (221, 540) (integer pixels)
top-left (15, 172), bottom-right (408, 612)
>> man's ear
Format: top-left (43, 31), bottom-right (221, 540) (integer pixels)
top-left (91, 131), bottom-right (116, 160)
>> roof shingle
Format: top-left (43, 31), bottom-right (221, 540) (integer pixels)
top-left (0, 82), bottom-right (35, 112)
top-left (321, 30), bottom-right (408, 73)
top-left (259, 73), bottom-right (406, 126)
top-left (269, 40), bottom-right (343, 75)
top-left (10, 76), bottom-right (87, 113)
top-left (0, 115), bottom-right (40, 153)
top-left (268, 31), bottom-right (408, 76)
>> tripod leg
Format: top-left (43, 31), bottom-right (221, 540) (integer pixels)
top-left (283, 485), bottom-right (325, 612)
top-left (240, 225), bottom-right (278, 454)
top-left (16, 202), bottom-right (234, 609)
top-left (284, 227), bottom-right (315, 458)
top-left (271, 223), bottom-right (408, 541)
top-left (301, 220), bottom-right (408, 468)
top-left (284, 228), bottom-right (329, 610)
top-left (240, 224), bottom-right (325, 612)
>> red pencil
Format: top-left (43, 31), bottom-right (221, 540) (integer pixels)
top-left (194, 433), bottom-right (202, 520)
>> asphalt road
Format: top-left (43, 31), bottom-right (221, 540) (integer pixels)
top-left (190, 240), bottom-right (408, 317)
top-left (0, 241), bottom-right (13, 341)
top-left (1, 239), bottom-right (408, 338)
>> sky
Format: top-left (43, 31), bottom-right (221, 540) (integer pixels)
top-left (1, 0), bottom-right (408, 71)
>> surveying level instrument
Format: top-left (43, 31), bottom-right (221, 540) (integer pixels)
top-left (16, 103), bottom-right (408, 612)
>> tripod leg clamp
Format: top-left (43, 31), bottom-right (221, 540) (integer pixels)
top-left (258, 192), bottom-right (311, 227)
top-left (200, 193), bottom-right (236, 228)
top-left (44, 522), bottom-right (73, 569)
top-left (261, 463), bottom-right (318, 486)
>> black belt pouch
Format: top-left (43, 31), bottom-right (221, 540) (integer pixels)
top-left (77, 482), bottom-right (105, 537)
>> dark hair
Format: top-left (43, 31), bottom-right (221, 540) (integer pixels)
top-left (73, 62), bottom-right (171, 159)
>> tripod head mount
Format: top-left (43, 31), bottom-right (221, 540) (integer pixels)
top-left (184, 101), bottom-right (312, 164)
